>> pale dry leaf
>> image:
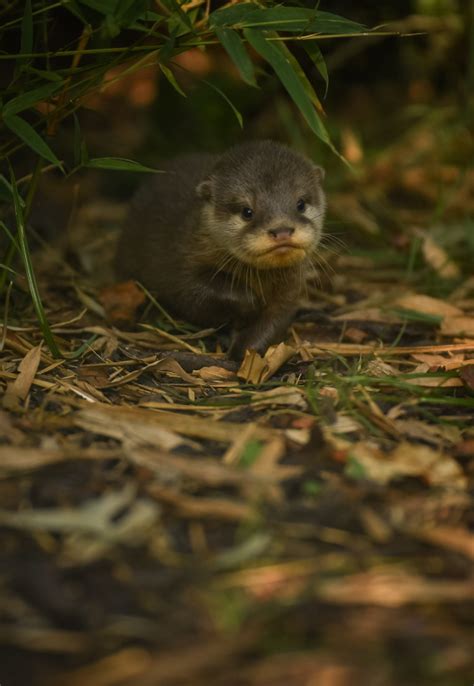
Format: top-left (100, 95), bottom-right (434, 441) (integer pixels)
top-left (349, 440), bottom-right (467, 490)
top-left (410, 352), bottom-right (467, 370)
top-left (405, 363), bottom-right (463, 387)
top-left (249, 437), bottom-right (286, 477)
top-left (326, 415), bottom-right (362, 435)
top-left (0, 445), bottom-right (122, 474)
top-left (237, 343), bottom-right (296, 384)
top-left (0, 446), bottom-right (67, 472)
top-left (223, 423), bottom-right (258, 465)
top-left (319, 568), bottom-right (473, 606)
top-left (0, 484), bottom-right (159, 544)
top-left (193, 365), bottom-right (237, 382)
top-left (238, 349), bottom-right (266, 385)
top-left (76, 402), bottom-right (274, 444)
top-left (365, 359), bottom-right (399, 377)
top-left (331, 308), bottom-right (401, 323)
top-left (3, 344), bottom-right (42, 409)
top-left (421, 233), bottom-right (461, 279)
top-left (392, 419), bottom-right (461, 447)
top-left (152, 358), bottom-right (205, 385)
top-left (251, 386), bottom-right (307, 410)
top-left (359, 506), bottom-right (392, 543)
top-left (126, 446), bottom-right (253, 489)
top-left (394, 293), bottom-right (462, 318)
top-left (148, 484), bottom-right (253, 521)
top-left (408, 525), bottom-right (474, 561)
top-left (75, 406), bottom-right (191, 450)
top-left (441, 315), bottom-right (474, 337)
top-left (284, 427), bottom-right (312, 445)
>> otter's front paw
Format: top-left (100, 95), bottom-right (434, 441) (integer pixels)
top-left (227, 329), bottom-right (268, 362)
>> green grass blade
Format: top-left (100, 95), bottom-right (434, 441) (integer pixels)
top-left (8, 164), bottom-right (61, 358)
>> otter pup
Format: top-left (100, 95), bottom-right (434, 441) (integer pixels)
top-left (115, 140), bottom-right (326, 360)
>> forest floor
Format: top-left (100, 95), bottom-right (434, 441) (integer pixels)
top-left (1, 107), bottom-right (473, 686)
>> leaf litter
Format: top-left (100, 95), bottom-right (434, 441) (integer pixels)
top-left (1, 138), bottom-right (474, 686)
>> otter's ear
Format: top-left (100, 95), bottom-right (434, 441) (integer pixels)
top-left (196, 177), bottom-right (214, 201)
top-left (313, 165), bottom-right (325, 184)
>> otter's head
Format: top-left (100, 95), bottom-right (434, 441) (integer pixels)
top-left (196, 141), bottom-right (326, 269)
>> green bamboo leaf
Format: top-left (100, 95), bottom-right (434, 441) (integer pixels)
top-left (215, 27), bottom-right (257, 87)
top-left (244, 29), bottom-right (333, 149)
top-left (159, 63), bottom-right (187, 97)
top-left (77, 0), bottom-right (119, 15)
top-left (20, 0), bottom-right (33, 56)
top-left (23, 67), bottom-right (63, 82)
top-left (272, 35), bottom-right (324, 114)
top-left (202, 78), bottom-right (243, 128)
top-left (3, 81), bottom-right (62, 117)
top-left (162, 0), bottom-right (194, 34)
top-left (115, 0), bottom-right (149, 26)
top-left (210, 3), bottom-right (271, 27)
top-left (304, 41), bottom-right (329, 98)
top-left (3, 115), bottom-right (62, 168)
top-left (85, 157), bottom-right (163, 172)
top-left (211, 5), bottom-right (366, 35)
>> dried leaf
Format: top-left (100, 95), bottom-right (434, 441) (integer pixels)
top-left (193, 365), bottom-right (238, 382)
top-left (251, 386), bottom-right (307, 410)
top-left (320, 569), bottom-right (473, 606)
top-left (441, 315), bottom-right (474, 337)
top-left (395, 293), bottom-right (462, 318)
top-left (332, 308), bottom-right (401, 323)
top-left (391, 419), bottom-right (461, 447)
top-left (76, 402), bottom-right (274, 444)
top-left (99, 280), bottom-right (146, 326)
top-left (237, 343), bottom-right (296, 384)
top-left (75, 405), bottom-right (191, 450)
top-left (405, 364), bottom-right (463, 387)
top-left (3, 344), bottom-right (42, 409)
top-left (348, 441), bottom-right (467, 490)
top-left (421, 233), bottom-right (461, 279)
top-left (459, 364), bottom-right (474, 389)
top-left (148, 484), bottom-right (253, 521)
top-left (0, 484), bottom-right (159, 544)
top-left (410, 352), bottom-right (468, 370)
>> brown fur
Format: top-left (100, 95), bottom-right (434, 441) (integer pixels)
top-left (115, 141), bottom-right (326, 359)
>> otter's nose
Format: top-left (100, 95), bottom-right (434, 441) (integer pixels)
top-left (268, 227), bottom-right (295, 241)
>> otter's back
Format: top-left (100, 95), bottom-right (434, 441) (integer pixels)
top-left (115, 153), bottom-right (217, 292)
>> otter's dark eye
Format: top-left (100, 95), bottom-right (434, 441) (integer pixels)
top-left (241, 207), bottom-right (254, 221)
top-left (296, 198), bottom-right (306, 213)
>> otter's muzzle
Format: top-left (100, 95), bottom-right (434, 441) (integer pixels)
top-left (268, 227), bottom-right (295, 241)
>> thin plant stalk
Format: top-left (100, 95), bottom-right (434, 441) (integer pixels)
top-left (9, 160), bottom-right (61, 358)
